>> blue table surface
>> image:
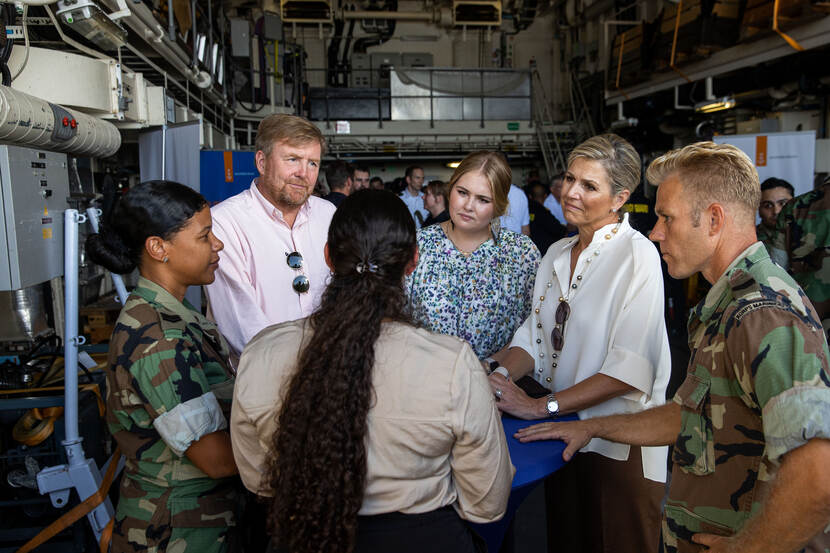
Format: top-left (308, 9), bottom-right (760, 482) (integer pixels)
top-left (502, 413), bottom-right (578, 489)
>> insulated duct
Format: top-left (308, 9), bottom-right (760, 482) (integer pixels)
top-left (0, 85), bottom-right (121, 157)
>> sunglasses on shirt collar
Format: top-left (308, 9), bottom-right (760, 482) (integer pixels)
top-left (286, 251), bottom-right (310, 293)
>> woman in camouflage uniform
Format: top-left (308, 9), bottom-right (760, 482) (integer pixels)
top-left (86, 180), bottom-right (237, 553)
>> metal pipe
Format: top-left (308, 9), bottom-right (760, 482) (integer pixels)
top-left (0, 85), bottom-right (121, 157)
top-left (161, 124), bottom-right (167, 179)
top-left (167, 0), bottom-right (175, 41)
top-left (342, 10), bottom-right (433, 20)
top-left (86, 208), bottom-right (129, 304)
top-left (63, 209), bottom-right (84, 464)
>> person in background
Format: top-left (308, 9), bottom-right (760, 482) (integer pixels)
top-left (324, 160), bottom-right (353, 208)
top-left (422, 179), bottom-right (450, 226)
top-left (490, 134), bottom-right (670, 553)
top-left (770, 176), bottom-right (830, 338)
top-left (369, 176), bottom-right (385, 190)
top-left (544, 173), bottom-right (567, 226)
top-left (86, 181), bottom-right (237, 553)
top-left (206, 114), bottom-right (335, 358)
top-left (399, 165), bottom-right (428, 228)
top-left (407, 150), bottom-right (540, 360)
top-left (517, 141), bottom-right (830, 553)
top-left (757, 176), bottom-right (794, 248)
top-left (231, 190), bottom-right (513, 553)
top-left (501, 183), bottom-right (531, 235)
top-left (527, 182), bottom-right (566, 255)
top-left (352, 163), bottom-right (371, 191)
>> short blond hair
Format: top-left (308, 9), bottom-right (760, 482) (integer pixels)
top-left (646, 141), bottom-right (760, 225)
top-left (255, 114), bottom-right (327, 156)
top-left (448, 151), bottom-right (511, 217)
top-left (567, 134), bottom-right (641, 197)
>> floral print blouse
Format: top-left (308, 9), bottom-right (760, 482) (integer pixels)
top-left (406, 223), bottom-right (541, 359)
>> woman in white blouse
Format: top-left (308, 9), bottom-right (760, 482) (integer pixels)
top-left (490, 134), bottom-right (670, 553)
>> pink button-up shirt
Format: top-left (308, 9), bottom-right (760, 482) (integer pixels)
top-left (206, 181), bottom-right (336, 356)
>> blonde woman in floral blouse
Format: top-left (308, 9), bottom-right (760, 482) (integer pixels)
top-left (406, 151), bottom-right (540, 359)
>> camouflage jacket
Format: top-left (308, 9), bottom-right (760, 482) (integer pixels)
top-left (755, 223), bottom-right (775, 256)
top-left (106, 277), bottom-right (236, 535)
top-left (770, 182), bottom-right (830, 332)
top-left (663, 243), bottom-right (830, 553)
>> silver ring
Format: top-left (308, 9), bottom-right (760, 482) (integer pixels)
top-left (495, 388), bottom-right (503, 400)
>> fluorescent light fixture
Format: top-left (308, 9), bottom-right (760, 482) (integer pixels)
top-left (694, 77), bottom-right (735, 113)
top-left (695, 97), bottom-right (736, 113)
top-left (56, 0), bottom-right (127, 50)
top-left (197, 34), bottom-right (207, 63)
top-left (447, 161), bottom-right (461, 169)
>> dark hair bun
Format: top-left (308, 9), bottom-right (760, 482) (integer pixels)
top-left (84, 180), bottom-right (207, 274)
top-left (85, 231), bottom-right (136, 274)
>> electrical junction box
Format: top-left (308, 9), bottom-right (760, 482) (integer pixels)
top-left (401, 53), bottom-right (433, 67)
top-left (370, 53), bottom-right (401, 88)
top-left (351, 53), bottom-right (371, 88)
top-left (263, 12), bottom-right (284, 41)
top-left (0, 146), bottom-right (69, 291)
top-left (230, 18), bottom-right (251, 58)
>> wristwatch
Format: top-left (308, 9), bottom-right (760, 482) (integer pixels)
top-left (545, 393), bottom-right (560, 417)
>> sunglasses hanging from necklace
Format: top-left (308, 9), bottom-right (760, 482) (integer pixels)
top-left (533, 218), bottom-right (622, 380)
top-left (286, 251), bottom-right (310, 293)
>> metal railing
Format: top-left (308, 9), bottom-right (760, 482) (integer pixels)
top-left (305, 66), bottom-right (533, 129)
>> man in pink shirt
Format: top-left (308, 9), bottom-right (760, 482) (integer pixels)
top-left (206, 114), bottom-right (336, 357)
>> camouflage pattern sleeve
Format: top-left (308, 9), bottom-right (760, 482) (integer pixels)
top-left (768, 204), bottom-right (792, 270)
top-left (724, 299), bottom-right (830, 463)
top-left (115, 325), bottom-right (228, 456)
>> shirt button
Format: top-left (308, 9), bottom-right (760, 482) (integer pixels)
top-left (536, 339), bottom-right (542, 344)
top-left (539, 353), bottom-right (545, 358)
top-left (546, 377), bottom-right (552, 383)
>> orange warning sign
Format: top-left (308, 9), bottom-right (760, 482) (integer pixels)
top-left (223, 151), bottom-right (234, 182)
top-left (755, 136), bottom-right (767, 167)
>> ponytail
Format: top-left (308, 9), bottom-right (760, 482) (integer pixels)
top-left (266, 190), bottom-right (417, 553)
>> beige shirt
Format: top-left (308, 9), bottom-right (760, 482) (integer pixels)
top-left (231, 319), bottom-right (514, 523)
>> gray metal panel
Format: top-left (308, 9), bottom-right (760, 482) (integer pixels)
top-left (0, 145), bottom-right (69, 291)
top-left (390, 69), bottom-right (531, 120)
top-left (401, 53), bottom-right (433, 67)
top-left (351, 53), bottom-right (371, 88)
top-left (262, 12), bottom-right (283, 41)
top-left (230, 18), bottom-right (250, 58)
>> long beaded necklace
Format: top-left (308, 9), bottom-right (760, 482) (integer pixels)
top-left (531, 217), bottom-right (623, 383)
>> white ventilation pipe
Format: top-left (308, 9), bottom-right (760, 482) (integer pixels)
top-left (0, 85), bottom-right (121, 157)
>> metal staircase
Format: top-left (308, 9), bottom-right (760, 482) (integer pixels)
top-left (531, 69), bottom-right (567, 180)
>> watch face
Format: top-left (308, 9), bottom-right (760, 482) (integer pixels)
top-left (547, 397), bottom-right (559, 414)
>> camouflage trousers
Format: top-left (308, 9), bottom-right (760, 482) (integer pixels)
top-left (111, 476), bottom-right (238, 553)
top-left (111, 519), bottom-right (230, 553)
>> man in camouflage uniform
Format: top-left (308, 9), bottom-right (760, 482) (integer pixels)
top-left (769, 178), bottom-right (830, 338)
top-left (107, 276), bottom-right (237, 553)
top-left (756, 177), bottom-right (794, 251)
top-left (514, 142), bottom-right (830, 553)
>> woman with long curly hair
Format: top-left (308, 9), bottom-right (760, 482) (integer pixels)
top-left (230, 189), bottom-right (513, 553)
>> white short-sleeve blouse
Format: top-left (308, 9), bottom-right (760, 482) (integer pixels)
top-left (509, 213), bottom-right (671, 482)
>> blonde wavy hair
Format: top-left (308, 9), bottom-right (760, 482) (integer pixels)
top-left (448, 151), bottom-right (511, 217)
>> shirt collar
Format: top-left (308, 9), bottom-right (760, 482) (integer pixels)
top-left (694, 242), bottom-right (767, 324)
top-left (564, 212), bottom-right (630, 248)
top-left (133, 276), bottom-right (201, 326)
top-left (250, 179), bottom-right (312, 225)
